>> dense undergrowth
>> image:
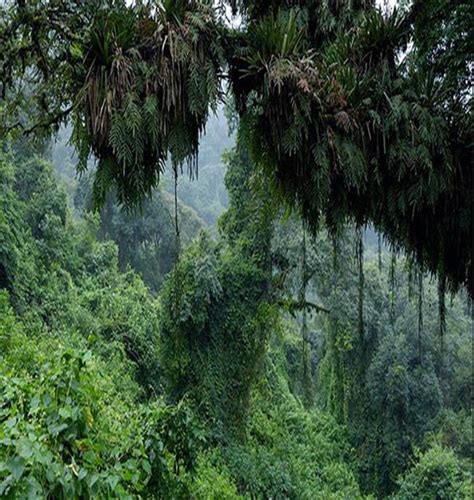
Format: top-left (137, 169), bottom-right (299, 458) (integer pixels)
top-left (0, 139), bottom-right (471, 498)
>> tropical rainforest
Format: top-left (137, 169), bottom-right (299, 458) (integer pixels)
top-left (0, 0), bottom-right (472, 498)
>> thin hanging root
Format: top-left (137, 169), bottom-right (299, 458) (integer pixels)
top-left (300, 220), bottom-right (310, 402)
top-left (172, 165), bottom-right (181, 327)
top-left (438, 274), bottom-right (446, 361)
top-left (174, 166), bottom-right (180, 263)
top-left (407, 258), bottom-right (413, 300)
top-left (418, 270), bottom-right (423, 360)
top-left (378, 233), bottom-right (382, 271)
top-left (357, 227), bottom-right (364, 340)
top-left (390, 251), bottom-right (396, 326)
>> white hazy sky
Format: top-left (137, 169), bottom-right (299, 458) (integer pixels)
top-left (125, 1), bottom-right (399, 11)
top-left (123, 0), bottom-right (401, 30)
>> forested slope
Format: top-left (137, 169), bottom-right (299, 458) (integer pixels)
top-left (0, 135), bottom-right (471, 498)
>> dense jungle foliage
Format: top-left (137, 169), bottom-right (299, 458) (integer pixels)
top-left (0, 0), bottom-right (472, 498)
top-left (0, 131), bottom-right (472, 498)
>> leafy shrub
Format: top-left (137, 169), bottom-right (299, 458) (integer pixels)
top-left (189, 454), bottom-right (240, 500)
top-left (395, 444), bottom-right (472, 499)
top-left (0, 298), bottom-right (198, 498)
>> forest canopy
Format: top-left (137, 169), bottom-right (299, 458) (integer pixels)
top-left (0, 0), bottom-right (472, 296)
top-left (0, 3), bottom-right (472, 497)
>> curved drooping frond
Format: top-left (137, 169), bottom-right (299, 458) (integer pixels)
top-left (73, 0), bottom-right (225, 207)
top-left (0, 0), bottom-right (225, 207)
top-left (229, 3), bottom-right (472, 295)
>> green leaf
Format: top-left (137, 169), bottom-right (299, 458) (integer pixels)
top-left (82, 350), bottom-right (92, 364)
top-left (108, 475), bottom-right (120, 490)
top-left (78, 467), bottom-right (88, 480)
top-left (59, 407), bottom-right (71, 419)
top-left (49, 423), bottom-right (68, 436)
top-left (17, 438), bottom-right (33, 459)
top-left (6, 456), bottom-right (25, 481)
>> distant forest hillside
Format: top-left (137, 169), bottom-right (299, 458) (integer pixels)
top-left (49, 109), bottom-right (233, 291)
top-left (52, 109), bottom-right (233, 227)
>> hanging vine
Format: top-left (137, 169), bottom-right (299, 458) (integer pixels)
top-left (173, 165), bottom-right (181, 264)
top-left (300, 220), bottom-right (312, 407)
top-left (356, 227), bottom-right (364, 341)
top-left (417, 269), bottom-right (424, 360)
top-left (390, 251), bottom-right (396, 327)
top-left (438, 273), bottom-right (446, 364)
top-left (172, 164), bottom-right (182, 332)
top-left (377, 233), bottom-right (382, 272)
top-left (407, 257), bottom-right (414, 301)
